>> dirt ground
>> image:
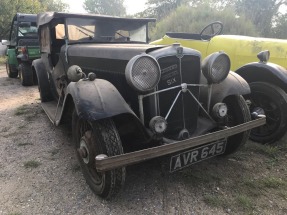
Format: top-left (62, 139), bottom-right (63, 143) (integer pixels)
top-left (0, 64), bottom-right (287, 215)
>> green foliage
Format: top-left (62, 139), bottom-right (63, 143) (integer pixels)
top-left (83, 0), bottom-right (126, 16)
top-left (272, 13), bottom-right (287, 39)
top-left (39, 0), bottom-right (68, 12)
top-left (0, 56), bottom-right (6, 65)
top-left (150, 4), bottom-right (258, 41)
top-left (0, 0), bottom-right (68, 40)
top-left (234, 0), bottom-right (286, 37)
top-left (143, 0), bottom-right (190, 20)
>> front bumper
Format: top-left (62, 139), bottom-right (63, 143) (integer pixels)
top-left (95, 116), bottom-right (266, 172)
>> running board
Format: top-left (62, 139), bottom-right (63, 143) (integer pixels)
top-left (41, 101), bottom-right (62, 125)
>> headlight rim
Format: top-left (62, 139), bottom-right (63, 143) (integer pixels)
top-left (202, 52), bottom-right (231, 84)
top-left (125, 54), bottom-right (161, 93)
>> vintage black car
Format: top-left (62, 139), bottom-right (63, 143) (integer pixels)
top-left (33, 12), bottom-right (265, 199)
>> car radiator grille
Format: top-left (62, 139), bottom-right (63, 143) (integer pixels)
top-left (155, 55), bottom-right (201, 138)
top-left (18, 39), bottom-right (39, 46)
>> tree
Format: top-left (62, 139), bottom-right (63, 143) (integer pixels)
top-left (150, 4), bottom-right (258, 41)
top-left (0, 0), bottom-right (68, 40)
top-left (272, 13), bottom-right (287, 38)
top-left (39, 0), bottom-right (69, 12)
top-left (209, 0), bottom-right (287, 37)
top-left (143, 0), bottom-right (190, 20)
top-left (83, 0), bottom-right (126, 16)
top-left (234, 0), bottom-right (287, 37)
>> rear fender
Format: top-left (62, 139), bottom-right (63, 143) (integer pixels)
top-left (235, 62), bottom-right (287, 92)
top-left (200, 71), bottom-right (250, 106)
top-left (7, 48), bottom-right (18, 65)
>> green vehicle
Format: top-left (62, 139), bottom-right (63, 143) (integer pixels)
top-left (2, 13), bottom-right (40, 86)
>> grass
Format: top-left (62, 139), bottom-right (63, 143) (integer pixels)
top-left (261, 177), bottom-right (286, 189)
top-left (242, 176), bottom-right (286, 192)
top-left (14, 105), bottom-right (40, 121)
top-left (235, 195), bottom-right (254, 210)
top-left (0, 56), bottom-right (6, 64)
top-left (17, 142), bottom-right (33, 147)
top-left (50, 148), bottom-right (60, 156)
top-left (24, 160), bottom-right (41, 169)
top-left (203, 194), bottom-right (227, 208)
top-left (243, 142), bottom-right (280, 158)
top-left (14, 105), bottom-right (30, 116)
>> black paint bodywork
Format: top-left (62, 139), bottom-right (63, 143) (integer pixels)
top-left (33, 12), bottom-right (251, 146)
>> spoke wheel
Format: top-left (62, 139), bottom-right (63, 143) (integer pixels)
top-left (72, 111), bottom-right (125, 199)
top-left (222, 95), bottom-right (251, 155)
top-left (246, 82), bottom-right (287, 144)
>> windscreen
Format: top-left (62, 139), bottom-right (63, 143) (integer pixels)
top-left (18, 22), bottom-right (38, 37)
top-left (66, 18), bottom-right (147, 43)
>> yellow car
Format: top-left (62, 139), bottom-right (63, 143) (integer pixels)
top-left (152, 22), bottom-right (287, 144)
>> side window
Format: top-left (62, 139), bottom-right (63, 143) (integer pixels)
top-left (10, 22), bottom-right (17, 46)
top-left (40, 26), bottom-right (51, 53)
top-left (55, 24), bottom-right (65, 39)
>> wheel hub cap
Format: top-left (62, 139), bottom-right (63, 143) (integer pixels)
top-left (79, 138), bottom-right (90, 164)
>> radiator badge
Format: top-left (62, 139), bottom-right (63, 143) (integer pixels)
top-left (161, 64), bottom-right (178, 86)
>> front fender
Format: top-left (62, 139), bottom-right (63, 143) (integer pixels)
top-left (66, 78), bottom-right (136, 121)
top-left (235, 62), bottom-right (287, 92)
top-left (200, 71), bottom-right (250, 106)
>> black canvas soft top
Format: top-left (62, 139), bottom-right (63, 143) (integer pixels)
top-left (15, 13), bottom-right (37, 22)
top-left (37, 12), bottom-right (156, 27)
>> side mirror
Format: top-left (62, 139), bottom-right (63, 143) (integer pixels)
top-left (1, 40), bottom-right (10, 46)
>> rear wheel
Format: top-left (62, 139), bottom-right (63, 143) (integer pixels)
top-left (6, 61), bottom-right (18, 78)
top-left (222, 95), bottom-right (251, 155)
top-left (19, 62), bottom-right (33, 86)
top-left (72, 111), bottom-right (126, 199)
top-left (246, 82), bottom-right (287, 144)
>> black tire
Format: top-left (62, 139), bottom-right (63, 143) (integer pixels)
top-left (35, 67), bottom-right (53, 102)
top-left (246, 82), bottom-right (287, 144)
top-left (32, 69), bottom-right (38, 85)
top-left (72, 111), bottom-right (126, 199)
top-left (19, 62), bottom-right (33, 86)
top-left (222, 95), bottom-right (251, 155)
top-left (6, 61), bottom-right (18, 78)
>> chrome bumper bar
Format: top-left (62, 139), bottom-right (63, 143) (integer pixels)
top-left (95, 116), bottom-right (266, 172)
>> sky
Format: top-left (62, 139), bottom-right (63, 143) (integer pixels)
top-left (64, 0), bottom-right (148, 15)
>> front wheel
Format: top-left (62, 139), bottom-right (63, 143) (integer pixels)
top-left (72, 111), bottom-right (126, 199)
top-left (245, 82), bottom-right (287, 144)
top-left (222, 95), bottom-right (251, 155)
top-left (19, 62), bottom-right (33, 86)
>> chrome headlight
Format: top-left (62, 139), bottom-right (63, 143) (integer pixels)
top-left (125, 54), bottom-right (161, 93)
top-left (202, 52), bottom-right (230, 84)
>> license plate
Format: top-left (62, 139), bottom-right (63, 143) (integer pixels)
top-left (170, 139), bottom-right (227, 172)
